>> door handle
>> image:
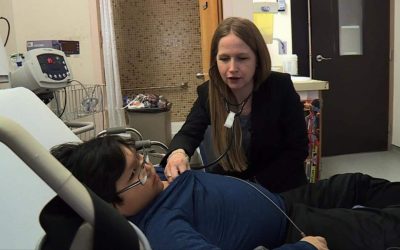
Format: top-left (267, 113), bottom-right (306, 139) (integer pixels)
top-left (196, 73), bottom-right (205, 79)
top-left (316, 54), bottom-right (332, 62)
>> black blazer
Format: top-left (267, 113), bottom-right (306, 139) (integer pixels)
top-left (162, 72), bottom-right (308, 192)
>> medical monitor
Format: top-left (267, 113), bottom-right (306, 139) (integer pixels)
top-left (10, 48), bottom-right (72, 95)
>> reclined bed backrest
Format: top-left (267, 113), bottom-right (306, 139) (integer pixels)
top-left (36, 222), bottom-right (94, 250)
top-left (0, 87), bottom-right (80, 249)
top-left (1, 88), bottom-right (153, 250)
top-left (36, 220), bottom-right (149, 250)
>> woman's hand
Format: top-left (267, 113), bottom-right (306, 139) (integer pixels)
top-left (164, 149), bottom-right (190, 182)
top-left (301, 236), bottom-right (328, 250)
top-left (162, 181), bottom-right (169, 190)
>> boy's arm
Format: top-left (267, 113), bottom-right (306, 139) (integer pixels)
top-left (145, 216), bottom-right (324, 250)
top-left (145, 215), bottom-right (221, 250)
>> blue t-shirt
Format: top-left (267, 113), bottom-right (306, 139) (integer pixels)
top-left (129, 171), bottom-right (315, 250)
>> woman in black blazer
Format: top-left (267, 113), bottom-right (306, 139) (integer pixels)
top-left (161, 17), bottom-right (308, 193)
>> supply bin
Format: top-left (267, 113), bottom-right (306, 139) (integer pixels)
top-left (125, 94), bottom-right (172, 164)
top-left (126, 107), bottom-right (172, 146)
top-left (126, 107), bottom-right (171, 165)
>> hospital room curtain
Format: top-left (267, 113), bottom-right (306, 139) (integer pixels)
top-left (99, 0), bottom-right (126, 127)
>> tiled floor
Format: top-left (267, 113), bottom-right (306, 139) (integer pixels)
top-left (320, 146), bottom-right (400, 181)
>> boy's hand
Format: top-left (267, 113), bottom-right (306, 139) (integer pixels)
top-left (301, 236), bottom-right (328, 250)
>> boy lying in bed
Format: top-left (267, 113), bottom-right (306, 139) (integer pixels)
top-left (46, 135), bottom-right (400, 250)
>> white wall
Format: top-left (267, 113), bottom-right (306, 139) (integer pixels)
top-left (0, 0), bottom-right (16, 89)
top-left (0, 1), bottom-right (16, 55)
top-left (393, 1), bottom-right (400, 146)
top-left (0, 0), bottom-right (103, 89)
top-left (222, 0), bottom-right (293, 72)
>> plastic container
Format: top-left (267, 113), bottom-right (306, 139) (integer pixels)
top-left (281, 54), bottom-right (298, 75)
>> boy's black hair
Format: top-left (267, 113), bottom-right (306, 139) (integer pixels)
top-left (50, 136), bottom-right (137, 205)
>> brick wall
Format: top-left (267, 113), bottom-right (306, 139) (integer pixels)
top-left (112, 0), bottom-right (203, 121)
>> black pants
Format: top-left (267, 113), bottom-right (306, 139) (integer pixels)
top-left (281, 173), bottom-right (400, 250)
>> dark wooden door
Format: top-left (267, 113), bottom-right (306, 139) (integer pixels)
top-left (309, 0), bottom-right (390, 156)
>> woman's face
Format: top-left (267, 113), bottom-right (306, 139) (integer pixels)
top-left (216, 32), bottom-right (257, 96)
top-left (114, 146), bottom-right (164, 216)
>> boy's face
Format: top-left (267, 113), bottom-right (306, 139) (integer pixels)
top-left (115, 146), bottom-right (164, 216)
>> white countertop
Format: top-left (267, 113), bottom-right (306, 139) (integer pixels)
top-left (291, 76), bottom-right (329, 91)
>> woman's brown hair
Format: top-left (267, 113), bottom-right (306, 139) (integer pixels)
top-left (208, 17), bottom-right (271, 172)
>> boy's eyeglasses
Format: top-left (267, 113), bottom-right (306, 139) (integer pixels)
top-left (116, 148), bottom-right (148, 194)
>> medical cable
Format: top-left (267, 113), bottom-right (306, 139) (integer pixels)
top-left (0, 17), bottom-right (10, 46)
top-left (191, 123), bottom-right (235, 170)
top-left (229, 177), bottom-right (400, 248)
top-left (229, 176), bottom-right (307, 239)
top-left (190, 93), bottom-right (252, 170)
top-left (54, 88), bottom-right (68, 118)
top-left (224, 91), bottom-right (252, 114)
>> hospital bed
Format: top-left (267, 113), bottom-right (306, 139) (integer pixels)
top-left (0, 87), bottom-right (151, 249)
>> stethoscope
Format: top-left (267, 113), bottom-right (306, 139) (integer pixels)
top-left (189, 92), bottom-right (309, 240)
top-left (190, 92), bottom-right (252, 170)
